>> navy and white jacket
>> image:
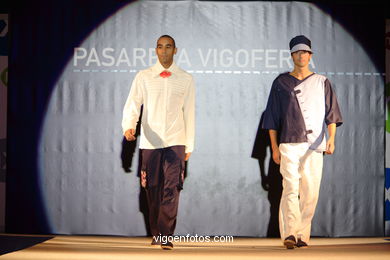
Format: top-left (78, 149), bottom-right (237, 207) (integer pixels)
top-left (262, 72), bottom-right (343, 151)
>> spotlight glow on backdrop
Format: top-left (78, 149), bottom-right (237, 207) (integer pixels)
top-left (39, 1), bottom-right (384, 236)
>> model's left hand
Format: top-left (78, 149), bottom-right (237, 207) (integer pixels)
top-left (185, 152), bottom-right (191, 161)
top-left (325, 137), bottom-right (335, 154)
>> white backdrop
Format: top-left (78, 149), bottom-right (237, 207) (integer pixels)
top-left (39, 1), bottom-right (384, 236)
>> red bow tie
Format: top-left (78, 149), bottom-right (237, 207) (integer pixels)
top-left (160, 70), bottom-right (172, 78)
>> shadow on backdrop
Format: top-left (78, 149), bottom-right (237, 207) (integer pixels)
top-left (120, 108), bottom-right (151, 236)
top-left (252, 112), bottom-right (282, 237)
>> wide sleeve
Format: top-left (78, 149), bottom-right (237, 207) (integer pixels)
top-left (121, 73), bottom-right (144, 134)
top-left (261, 81), bottom-right (280, 130)
top-left (183, 77), bottom-right (195, 153)
top-left (324, 79), bottom-right (343, 127)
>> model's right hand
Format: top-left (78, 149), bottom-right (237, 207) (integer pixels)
top-left (272, 147), bottom-right (281, 165)
top-left (124, 129), bottom-right (136, 141)
top-left (185, 152), bottom-right (191, 161)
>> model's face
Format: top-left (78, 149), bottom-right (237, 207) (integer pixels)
top-left (291, 50), bottom-right (312, 68)
top-left (156, 37), bottom-right (177, 68)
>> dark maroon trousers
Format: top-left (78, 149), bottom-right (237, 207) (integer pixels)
top-left (141, 145), bottom-right (185, 236)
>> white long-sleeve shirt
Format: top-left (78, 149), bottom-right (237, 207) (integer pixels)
top-left (122, 61), bottom-right (195, 153)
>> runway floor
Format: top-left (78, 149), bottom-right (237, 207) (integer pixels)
top-left (1, 234), bottom-right (389, 259)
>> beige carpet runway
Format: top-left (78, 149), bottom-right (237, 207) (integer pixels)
top-left (1, 235), bottom-right (389, 259)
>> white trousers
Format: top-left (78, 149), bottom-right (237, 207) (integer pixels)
top-left (279, 143), bottom-right (323, 243)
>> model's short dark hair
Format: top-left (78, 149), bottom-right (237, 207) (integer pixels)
top-left (157, 35), bottom-right (176, 48)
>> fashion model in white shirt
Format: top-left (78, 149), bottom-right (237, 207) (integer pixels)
top-left (122, 36), bottom-right (195, 160)
top-left (122, 35), bottom-right (195, 250)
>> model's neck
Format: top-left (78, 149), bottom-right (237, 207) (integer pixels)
top-left (290, 67), bottom-right (312, 80)
top-left (162, 61), bottom-right (173, 69)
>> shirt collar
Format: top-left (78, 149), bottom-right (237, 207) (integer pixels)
top-left (152, 60), bottom-right (178, 78)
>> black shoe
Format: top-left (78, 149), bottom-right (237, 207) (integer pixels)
top-left (161, 241), bottom-right (173, 250)
top-left (296, 238), bottom-right (308, 248)
top-left (151, 237), bottom-right (161, 247)
top-left (283, 235), bottom-right (296, 249)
